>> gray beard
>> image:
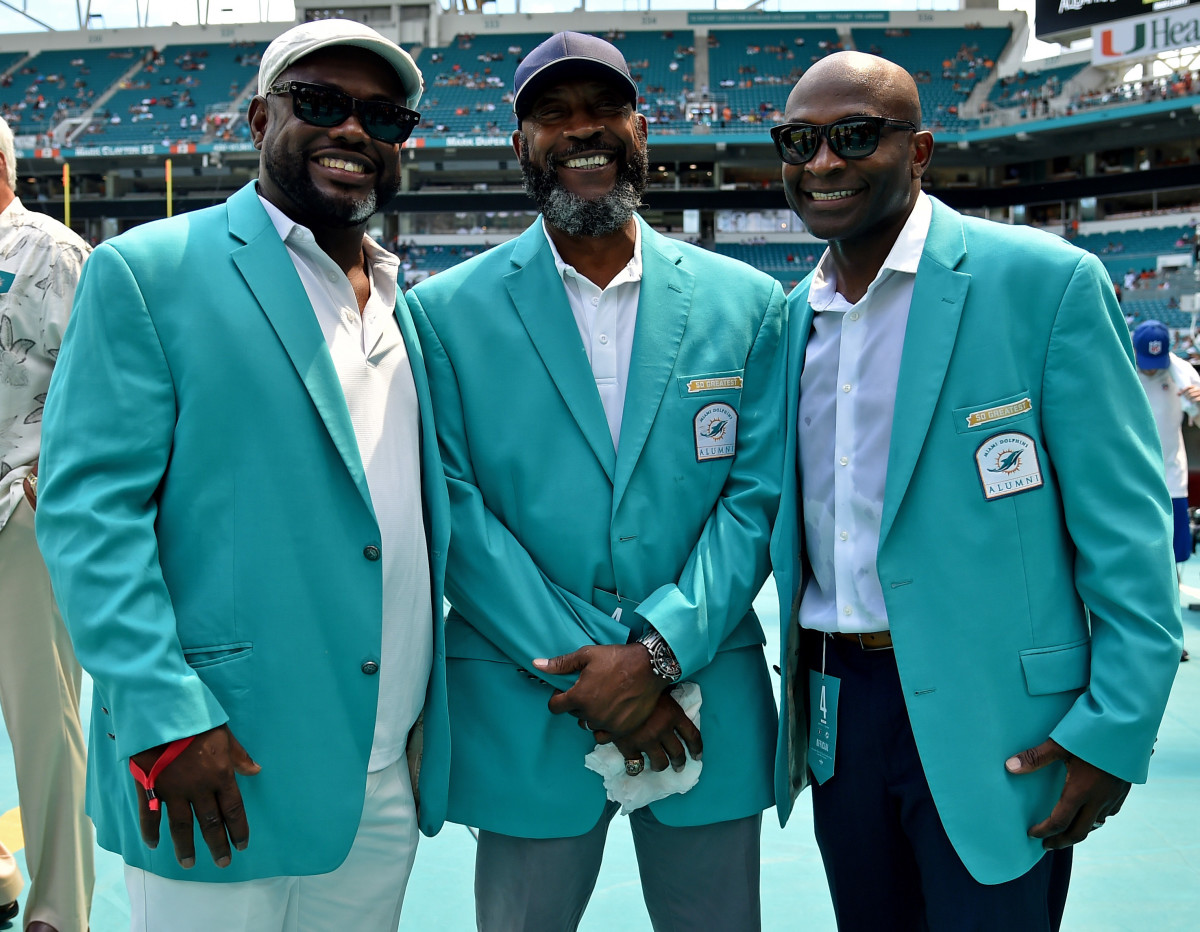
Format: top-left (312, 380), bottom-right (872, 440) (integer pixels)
top-left (519, 134), bottom-right (648, 238)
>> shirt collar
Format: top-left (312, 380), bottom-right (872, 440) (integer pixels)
top-left (258, 193), bottom-right (399, 273)
top-left (809, 190), bottom-right (932, 311)
top-left (541, 217), bottom-right (643, 288)
top-left (0, 196), bottom-right (24, 221)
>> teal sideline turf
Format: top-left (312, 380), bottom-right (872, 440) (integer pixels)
top-left (2, 573), bottom-right (1198, 930)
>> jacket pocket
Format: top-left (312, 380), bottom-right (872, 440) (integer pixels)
top-left (676, 369), bottom-right (745, 398)
top-left (1019, 638), bottom-right (1090, 696)
top-left (952, 390), bottom-right (1034, 435)
top-left (183, 642), bottom-right (254, 669)
top-left (444, 614), bottom-right (509, 662)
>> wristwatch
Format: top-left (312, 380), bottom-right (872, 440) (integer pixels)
top-left (638, 628), bottom-right (682, 684)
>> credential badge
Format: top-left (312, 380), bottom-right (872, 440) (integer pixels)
top-left (694, 402), bottom-right (737, 461)
top-left (975, 431), bottom-right (1044, 501)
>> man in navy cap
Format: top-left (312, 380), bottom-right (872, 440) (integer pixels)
top-left (409, 30), bottom-right (786, 932)
top-left (1134, 318), bottom-right (1200, 661)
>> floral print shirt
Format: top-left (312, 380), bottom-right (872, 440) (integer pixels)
top-left (0, 196), bottom-right (90, 530)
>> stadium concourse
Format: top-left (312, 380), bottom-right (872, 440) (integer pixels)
top-left (0, 574), bottom-right (1197, 930)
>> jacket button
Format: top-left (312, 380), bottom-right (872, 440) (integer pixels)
top-left (361, 660), bottom-right (380, 675)
top-left (363, 545), bottom-right (381, 561)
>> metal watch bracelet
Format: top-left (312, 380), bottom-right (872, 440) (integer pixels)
top-left (638, 628), bottom-right (682, 684)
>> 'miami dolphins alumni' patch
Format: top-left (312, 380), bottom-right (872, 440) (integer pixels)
top-left (975, 431), bottom-right (1044, 500)
top-left (694, 402), bottom-right (737, 460)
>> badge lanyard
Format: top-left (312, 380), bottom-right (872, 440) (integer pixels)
top-left (807, 635), bottom-right (839, 784)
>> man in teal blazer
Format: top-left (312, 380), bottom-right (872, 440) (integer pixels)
top-left (36, 20), bottom-right (450, 930)
top-left (408, 32), bottom-right (785, 932)
top-left (770, 53), bottom-right (1182, 929)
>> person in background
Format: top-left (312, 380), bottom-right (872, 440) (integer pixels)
top-left (1133, 318), bottom-right (1200, 662)
top-left (0, 113), bottom-right (93, 932)
top-left (769, 51), bottom-right (1182, 931)
top-left (35, 20), bottom-right (449, 932)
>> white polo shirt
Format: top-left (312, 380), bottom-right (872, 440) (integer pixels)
top-left (1139, 353), bottom-right (1200, 499)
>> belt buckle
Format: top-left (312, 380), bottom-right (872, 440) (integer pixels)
top-left (854, 631), bottom-right (893, 652)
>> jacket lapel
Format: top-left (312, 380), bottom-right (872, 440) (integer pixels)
top-left (504, 222), bottom-right (616, 482)
top-left (394, 296), bottom-right (450, 581)
top-left (226, 183), bottom-right (374, 515)
top-left (771, 281), bottom-right (816, 574)
top-left (613, 222), bottom-right (693, 508)
top-left (879, 198), bottom-right (970, 544)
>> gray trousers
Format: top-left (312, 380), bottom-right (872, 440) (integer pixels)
top-left (474, 801), bottom-right (762, 932)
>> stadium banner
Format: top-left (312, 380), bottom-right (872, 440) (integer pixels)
top-left (1036, 0), bottom-right (1198, 40)
top-left (1092, 5), bottom-right (1200, 62)
top-left (687, 11), bottom-right (889, 25)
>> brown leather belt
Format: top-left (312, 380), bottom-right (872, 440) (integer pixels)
top-left (830, 630), bottom-right (894, 651)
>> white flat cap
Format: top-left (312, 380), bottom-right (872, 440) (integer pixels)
top-left (258, 19), bottom-right (424, 110)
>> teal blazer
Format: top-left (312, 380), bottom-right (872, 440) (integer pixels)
top-left (36, 182), bottom-right (451, 882)
top-left (407, 218), bottom-right (786, 837)
top-left (771, 197), bottom-right (1183, 884)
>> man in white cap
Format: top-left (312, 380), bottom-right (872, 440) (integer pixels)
top-left (36, 19), bottom-right (450, 931)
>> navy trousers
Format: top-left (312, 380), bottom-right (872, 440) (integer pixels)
top-left (804, 630), bottom-right (1072, 932)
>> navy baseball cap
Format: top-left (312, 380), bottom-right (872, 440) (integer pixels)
top-left (1133, 319), bottom-right (1171, 370)
top-left (513, 32), bottom-right (637, 120)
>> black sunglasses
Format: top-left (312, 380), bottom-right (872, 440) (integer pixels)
top-left (267, 80), bottom-right (420, 144)
top-left (770, 116), bottom-right (917, 165)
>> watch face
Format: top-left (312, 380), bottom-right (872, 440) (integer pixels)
top-left (652, 643), bottom-right (681, 681)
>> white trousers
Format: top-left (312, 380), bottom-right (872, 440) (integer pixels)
top-left (125, 758), bottom-right (419, 932)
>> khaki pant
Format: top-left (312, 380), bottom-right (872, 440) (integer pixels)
top-left (0, 840), bottom-right (23, 904)
top-left (0, 495), bottom-right (94, 931)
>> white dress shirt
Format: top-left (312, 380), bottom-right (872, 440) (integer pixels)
top-left (261, 196), bottom-right (431, 772)
top-left (542, 220), bottom-right (643, 450)
top-left (798, 192), bottom-right (932, 634)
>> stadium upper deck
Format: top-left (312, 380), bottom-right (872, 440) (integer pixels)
top-left (0, 4), bottom-right (1196, 258)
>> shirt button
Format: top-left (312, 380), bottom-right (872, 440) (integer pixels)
top-left (327, 271), bottom-right (339, 283)
top-left (839, 456), bottom-right (849, 466)
top-left (591, 296), bottom-right (599, 306)
top-left (598, 334), bottom-right (609, 344)
top-left (363, 545), bottom-right (381, 561)
top-left (842, 383), bottom-right (852, 393)
top-left (839, 530), bottom-right (849, 540)
top-left (361, 660), bottom-right (380, 675)
top-left (849, 311), bottom-right (860, 321)
top-left (843, 606), bottom-right (853, 616)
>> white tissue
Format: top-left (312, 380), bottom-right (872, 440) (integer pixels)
top-left (583, 681), bottom-right (702, 815)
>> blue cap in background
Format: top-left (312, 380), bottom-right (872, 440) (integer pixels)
top-left (1133, 319), bottom-right (1171, 370)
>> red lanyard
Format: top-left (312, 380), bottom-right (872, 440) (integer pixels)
top-left (128, 736), bottom-right (195, 811)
